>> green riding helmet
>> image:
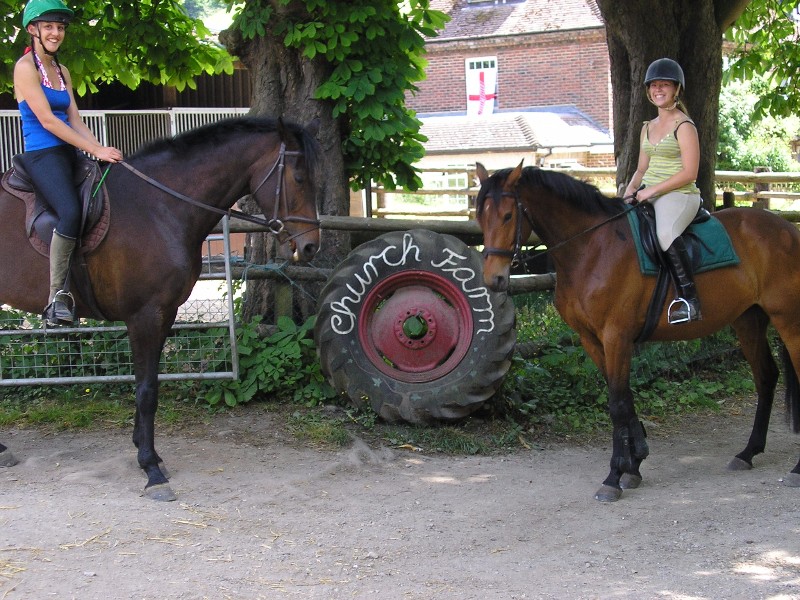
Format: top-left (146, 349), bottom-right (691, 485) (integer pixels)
top-left (22, 0), bottom-right (74, 28)
top-left (644, 58), bottom-right (685, 90)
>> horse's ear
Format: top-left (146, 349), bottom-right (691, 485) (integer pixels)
top-left (305, 118), bottom-right (320, 137)
top-left (476, 162), bottom-right (489, 184)
top-left (507, 160), bottom-right (524, 187)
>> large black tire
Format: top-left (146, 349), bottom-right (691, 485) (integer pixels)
top-left (315, 229), bottom-right (516, 424)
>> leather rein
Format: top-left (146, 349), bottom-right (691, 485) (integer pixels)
top-left (118, 142), bottom-right (320, 240)
top-left (482, 188), bottom-right (638, 268)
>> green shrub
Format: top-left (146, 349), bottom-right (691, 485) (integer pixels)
top-left (200, 314), bottom-right (336, 408)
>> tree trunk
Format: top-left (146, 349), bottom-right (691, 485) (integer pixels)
top-left (597, 0), bottom-right (745, 210)
top-left (220, 8), bottom-right (351, 323)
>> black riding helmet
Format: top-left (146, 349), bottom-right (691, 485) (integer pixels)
top-left (644, 58), bottom-right (685, 90)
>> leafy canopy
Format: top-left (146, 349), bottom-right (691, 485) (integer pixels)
top-left (229, 0), bottom-right (449, 191)
top-left (725, 0), bottom-right (800, 120)
top-left (0, 0), bottom-right (234, 95)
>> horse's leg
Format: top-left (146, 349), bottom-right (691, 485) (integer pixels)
top-left (763, 313), bottom-right (800, 486)
top-left (128, 310), bottom-right (177, 501)
top-left (579, 332), bottom-right (648, 502)
top-left (728, 307), bottom-right (779, 471)
top-left (0, 441), bottom-right (18, 467)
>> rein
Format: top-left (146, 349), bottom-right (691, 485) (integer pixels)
top-left (483, 189), bottom-right (638, 268)
top-left (118, 142), bottom-right (320, 238)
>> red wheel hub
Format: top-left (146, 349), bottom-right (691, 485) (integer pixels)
top-left (358, 271), bottom-right (473, 383)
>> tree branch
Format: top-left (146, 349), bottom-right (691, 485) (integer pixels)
top-left (715, 0), bottom-right (752, 29)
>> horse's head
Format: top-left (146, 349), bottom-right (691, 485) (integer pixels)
top-left (251, 118), bottom-right (321, 262)
top-left (475, 161), bottom-right (527, 292)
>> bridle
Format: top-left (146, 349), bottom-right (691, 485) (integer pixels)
top-left (481, 185), bottom-right (638, 268)
top-left (481, 189), bottom-right (535, 266)
top-left (119, 141), bottom-right (320, 241)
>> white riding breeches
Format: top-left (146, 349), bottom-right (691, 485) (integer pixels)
top-left (651, 191), bottom-right (702, 251)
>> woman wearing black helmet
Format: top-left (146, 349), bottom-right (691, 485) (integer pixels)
top-left (622, 58), bottom-right (703, 323)
top-left (14, 0), bottom-right (123, 326)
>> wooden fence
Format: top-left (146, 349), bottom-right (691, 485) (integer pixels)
top-left (364, 167), bottom-right (800, 219)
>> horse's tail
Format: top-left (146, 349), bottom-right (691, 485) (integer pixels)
top-left (782, 343), bottom-right (800, 433)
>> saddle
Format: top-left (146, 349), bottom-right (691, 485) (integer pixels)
top-left (634, 203), bottom-right (710, 343)
top-left (2, 154), bottom-right (111, 257)
top-left (1, 155), bottom-right (112, 321)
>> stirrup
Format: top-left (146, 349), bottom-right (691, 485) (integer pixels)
top-left (43, 290), bottom-right (75, 327)
top-left (668, 297), bottom-right (694, 324)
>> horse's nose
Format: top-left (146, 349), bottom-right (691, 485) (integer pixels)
top-left (486, 273), bottom-right (509, 293)
top-left (298, 241), bottom-right (319, 262)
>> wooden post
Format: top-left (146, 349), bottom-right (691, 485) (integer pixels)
top-left (753, 166), bottom-right (771, 209)
top-left (376, 187), bottom-right (387, 218)
top-left (721, 190), bottom-right (735, 210)
top-left (364, 180), bottom-right (372, 218)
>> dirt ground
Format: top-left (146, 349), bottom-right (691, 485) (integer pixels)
top-left (2, 402), bottom-right (800, 600)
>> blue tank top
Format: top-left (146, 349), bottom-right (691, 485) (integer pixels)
top-left (19, 85), bottom-right (71, 151)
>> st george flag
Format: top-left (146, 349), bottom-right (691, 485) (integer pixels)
top-left (466, 63), bottom-right (497, 117)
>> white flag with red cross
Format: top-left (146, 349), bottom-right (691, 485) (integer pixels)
top-left (465, 58), bottom-right (497, 117)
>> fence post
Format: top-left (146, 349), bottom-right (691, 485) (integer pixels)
top-left (753, 166), bottom-right (771, 209)
top-left (376, 187), bottom-right (387, 218)
top-left (721, 190), bottom-right (735, 209)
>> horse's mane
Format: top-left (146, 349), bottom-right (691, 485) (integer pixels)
top-left (478, 166), bottom-right (624, 217)
top-left (130, 116), bottom-right (320, 174)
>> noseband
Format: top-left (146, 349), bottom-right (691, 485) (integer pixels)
top-left (120, 141), bottom-right (320, 239)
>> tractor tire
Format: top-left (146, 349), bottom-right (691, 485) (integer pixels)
top-left (315, 229), bottom-right (516, 424)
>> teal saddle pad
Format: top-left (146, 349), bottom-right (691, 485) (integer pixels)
top-left (626, 210), bottom-right (740, 276)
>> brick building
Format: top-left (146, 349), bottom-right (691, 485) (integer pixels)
top-left (410, 0), bottom-right (614, 172)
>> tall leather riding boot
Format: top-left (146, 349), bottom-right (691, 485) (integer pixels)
top-left (664, 236), bottom-right (702, 323)
top-left (43, 231), bottom-right (76, 326)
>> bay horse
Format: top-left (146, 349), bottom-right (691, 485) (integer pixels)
top-left (475, 162), bottom-right (800, 502)
top-left (0, 116), bottom-right (321, 500)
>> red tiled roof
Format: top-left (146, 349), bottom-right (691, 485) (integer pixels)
top-left (428, 0), bottom-right (603, 40)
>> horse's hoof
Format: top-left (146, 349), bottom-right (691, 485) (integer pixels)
top-left (594, 485), bottom-right (622, 502)
top-left (727, 457), bottom-right (752, 471)
top-left (144, 483), bottom-right (177, 502)
top-left (0, 450), bottom-right (19, 467)
top-left (781, 473), bottom-right (800, 488)
top-left (620, 473), bottom-right (642, 489)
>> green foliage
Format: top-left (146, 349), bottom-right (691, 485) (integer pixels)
top-left (717, 76), bottom-right (799, 173)
top-left (724, 0), bottom-right (800, 121)
top-left (201, 314), bottom-right (336, 408)
top-left (0, 0), bottom-right (233, 96)
top-left (228, 0), bottom-right (449, 191)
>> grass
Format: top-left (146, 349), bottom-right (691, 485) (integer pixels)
top-left (0, 383), bottom-right (212, 433)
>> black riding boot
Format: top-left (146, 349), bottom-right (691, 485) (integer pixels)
top-left (664, 237), bottom-right (702, 323)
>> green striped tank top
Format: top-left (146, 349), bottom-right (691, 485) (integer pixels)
top-left (642, 120), bottom-right (700, 195)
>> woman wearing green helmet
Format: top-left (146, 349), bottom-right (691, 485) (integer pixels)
top-left (14, 0), bottom-right (123, 326)
top-left (622, 58), bottom-right (703, 324)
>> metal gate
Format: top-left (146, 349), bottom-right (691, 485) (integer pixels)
top-left (0, 218), bottom-right (239, 386)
